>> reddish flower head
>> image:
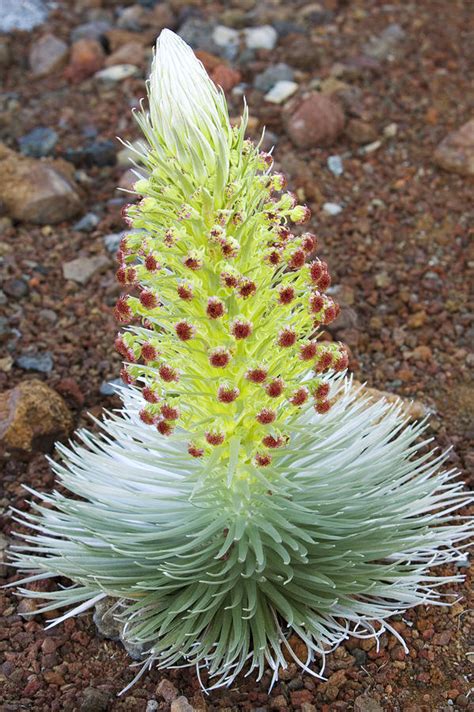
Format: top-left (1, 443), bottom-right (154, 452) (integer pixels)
top-left (266, 378), bottom-right (285, 398)
top-left (278, 286), bottom-right (295, 305)
top-left (288, 248), bottom-right (306, 271)
top-left (207, 297), bottom-right (225, 320)
top-left (188, 443), bottom-right (204, 458)
top-left (302, 232), bottom-right (317, 253)
top-left (139, 290), bottom-right (158, 309)
top-left (277, 328), bottom-right (297, 348)
top-left (317, 272), bottom-right (331, 291)
top-left (145, 254), bottom-right (159, 272)
top-left (177, 283), bottom-right (194, 301)
top-left (309, 292), bottom-right (325, 314)
top-left (183, 254), bottom-right (202, 271)
top-left (262, 434), bottom-right (284, 449)
top-left (256, 408), bottom-right (276, 425)
top-left (114, 296), bottom-right (132, 323)
top-left (217, 385), bottom-right (239, 403)
top-left (159, 364), bottom-right (179, 382)
top-left (334, 352), bottom-right (349, 371)
top-left (238, 279), bottom-right (256, 299)
top-left (114, 335), bottom-right (128, 358)
top-left (315, 400), bottom-right (331, 414)
top-left (157, 420), bottom-right (173, 436)
top-left (289, 387), bottom-right (309, 407)
top-left (314, 382), bottom-right (330, 400)
top-left (299, 342), bottom-right (318, 361)
top-left (209, 347), bottom-right (231, 369)
top-left (221, 271), bottom-right (240, 289)
top-left (141, 343), bottom-right (158, 362)
top-left (143, 386), bottom-right (159, 403)
top-left (314, 352), bottom-right (334, 373)
top-left (255, 452), bottom-right (272, 467)
top-left (230, 318), bottom-right (252, 340)
top-left (205, 431), bottom-right (225, 446)
top-left (175, 320), bottom-right (195, 341)
top-left (161, 403), bottom-right (179, 421)
top-left (265, 249), bottom-right (281, 266)
top-left (120, 367), bottom-right (135, 385)
top-left (139, 408), bottom-right (155, 425)
top-left (246, 367), bottom-right (268, 383)
top-left (323, 305), bottom-right (338, 325)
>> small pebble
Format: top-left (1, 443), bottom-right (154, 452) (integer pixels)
top-left (100, 379), bottom-right (122, 396)
top-left (95, 65), bottom-right (139, 82)
top-left (323, 202), bottom-right (343, 215)
top-left (254, 63), bottom-right (294, 93)
top-left (73, 213), bottom-right (100, 232)
top-left (18, 127), bottom-right (58, 158)
top-left (327, 154), bottom-right (344, 176)
top-left (212, 25), bottom-right (240, 60)
top-left (264, 80), bottom-right (298, 104)
top-left (244, 25), bottom-right (278, 51)
top-left (16, 352), bottom-right (54, 374)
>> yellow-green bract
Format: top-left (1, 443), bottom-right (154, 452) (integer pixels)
top-left (11, 29), bottom-right (473, 694)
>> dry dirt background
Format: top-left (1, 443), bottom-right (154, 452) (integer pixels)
top-left (0, 0), bottom-right (473, 710)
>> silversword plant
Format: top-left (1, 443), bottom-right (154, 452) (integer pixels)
top-left (11, 30), bottom-right (473, 691)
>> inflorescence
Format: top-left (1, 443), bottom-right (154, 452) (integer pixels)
top-left (114, 122), bottom-right (347, 472)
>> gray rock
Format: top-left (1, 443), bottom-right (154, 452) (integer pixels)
top-left (323, 202), bottom-right (343, 216)
top-left (264, 80), bottom-right (297, 104)
top-left (0, 0), bottom-right (49, 33)
top-left (146, 703), bottom-right (159, 712)
top-left (95, 64), bottom-right (139, 82)
top-left (121, 635), bottom-right (150, 661)
top-left (3, 278), bottom-right (29, 299)
top-left (29, 34), bottom-right (68, 77)
top-left (244, 25), bottom-right (278, 51)
top-left (63, 255), bottom-right (110, 285)
top-left (364, 23), bottom-right (406, 60)
top-left (93, 598), bottom-right (122, 640)
top-left (100, 379), bottom-right (122, 396)
top-left (73, 212), bottom-right (99, 232)
top-left (354, 695), bottom-right (383, 712)
top-left (352, 648), bottom-right (367, 666)
top-left (16, 351), bottom-right (54, 373)
top-left (171, 697), bottom-right (194, 712)
top-left (63, 140), bottom-right (116, 168)
top-left (80, 687), bottom-right (110, 712)
top-left (103, 232), bottom-right (125, 254)
top-left (71, 21), bottom-right (111, 43)
top-left (254, 63), bottom-right (294, 93)
top-left (178, 18), bottom-right (218, 54)
top-left (327, 154), bottom-right (343, 176)
top-left (19, 127), bottom-right (58, 158)
top-left (212, 25), bottom-right (240, 61)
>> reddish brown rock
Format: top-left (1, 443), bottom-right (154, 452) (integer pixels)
top-left (29, 34), bottom-right (69, 77)
top-left (285, 93), bottom-right (345, 148)
top-left (64, 38), bottom-right (105, 83)
top-left (105, 42), bottom-right (144, 68)
top-left (433, 118), bottom-right (474, 176)
top-left (0, 143), bottom-right (82, 225)
top-left (211, 64), bottom-right (241, 93)
top-left (345, 118), bottom-right (378, 144)
top-left (0, 380), bottom-right (73, 452)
